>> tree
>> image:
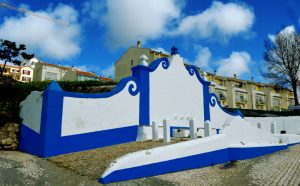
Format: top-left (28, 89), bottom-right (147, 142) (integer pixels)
top-left (0, 39), bottom-right (34, 76)
top-left (262, 30), bottom-right (300, 105)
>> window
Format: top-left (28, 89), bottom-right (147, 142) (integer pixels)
top-left (272, 97), bottom-right (281, 106)
top-left (131, 60), bottom-right (134, 66)
top-left (22, 77), bottom-right (31, 82)
top-left (22, 70), bottom-right (31, 75)
top-left (217, 91), bottom-right (226, 100)
top-left (288, 99), bottom-right (295, 106)
top-left (235, 92), bottom-right (246, 103)
top-left (45, 72), bottom-right (59, 80)
top-left (255, 95), bottom-right (265, 105)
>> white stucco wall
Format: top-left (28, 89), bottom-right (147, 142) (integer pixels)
top-left (224, 117), bottom-right (279, 145)
top-left (102, 134), bottom-right (228, 178)
top-left (61, 81), bottom-right (139, 136)
top-left (209, 96), bottom-right (241, 129)
top-left (20, 91), bottom-right (43, 133)
top-left (245, 116), bottom-right (300, 135)
top-left (102, 116), bottom-right (290, 180)
top-left (149, 55), bottom-right (204, 128)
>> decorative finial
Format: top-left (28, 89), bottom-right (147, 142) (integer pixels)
top-left (171, 46), bottom-right (179, 55)
top-left (140, 54), bottom-right (148, 66)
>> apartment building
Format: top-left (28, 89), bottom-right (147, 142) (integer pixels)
top-left (114, 44), bottom-right (295, 111)
top-left (0, 63), bottom-right (20, 80)
top-left (1, 58), bottom-right (107, 82)
top-left (19, 66), bottom-right (34, 82)
top-left (33, 61), bottom-right (100, 82)
top-left (114, 41), bottom-right (170, 81)
top-left (206, 72), bottom-right (295, 111)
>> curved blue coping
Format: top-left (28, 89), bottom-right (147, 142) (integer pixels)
top-left (99, 144), bottom-right (287, 184)
top-left (132, 57), bottom-right (210, 86)
top-left (185, 65), bottom-right (211, 86)
top-left (209, 93), bottom-right (244, 118)
top-left (132, 57), bottom-right (170, 73)
top-left (47, 76), bottom-right (140, 98)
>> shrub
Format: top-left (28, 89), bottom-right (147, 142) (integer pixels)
top-left (0, 77), bottom-right (117, 126)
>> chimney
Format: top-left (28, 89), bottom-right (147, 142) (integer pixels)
top-left (214, 70), bottom-right (216, 76)
top-left (251, 76), bottom-right (254, 82)
top-left (234, 74), bottom-right (237, 78)
top-left (137, 40), bottom-right (141, 48)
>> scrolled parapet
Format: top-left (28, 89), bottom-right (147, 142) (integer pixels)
top-left (185, 65), bottom-right (211, 85)
top-left (148, 57), bottom-right (170, 71)
top-left (208, 93), bottom-right (243, 118)
top-left (62, 76), bottom-right (140, 98)
top-left (126, 78), bottom-right (140, 96)
top-left (209, 93), bottom-right (218, 107)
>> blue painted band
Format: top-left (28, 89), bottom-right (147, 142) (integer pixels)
top-left (287, 142), bottom-right (300, 147)
top-left (19, 124), bottom-right (44, 157)
top-left (170, 126), bottom-right (190, 137)
top-left (100, 144), bottom-right (288, 184)
top-left (132, 66), bottom-right (150, 125)
top-left (185, 65), bottom-right (211, 86)
top-left (228, 145), bottom-right (287, 160)
top-left (63, 77), bottom-right (140, 98)
top-left (44, 125), bottom-right (138, 157)
top-left (209, 93), bottom-right (244, 118)
top-left (100, 148), bottom-right (228, 184)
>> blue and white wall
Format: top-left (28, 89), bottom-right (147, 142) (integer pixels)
top-left (245, 116), bottom-right (300, 135)
top-left (100, 116), bottom-right (299, 184)
top-left (19, 77), bottom-right (140, 157)
top-left (19, 49), bottom-right (299, 166)
top-left (148, 55), bottom-right (206, 127)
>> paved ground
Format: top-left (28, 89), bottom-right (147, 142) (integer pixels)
top-left (0, 151), bottom-right (99, 186)
top-left (1, 144), bottom-right (300, 186)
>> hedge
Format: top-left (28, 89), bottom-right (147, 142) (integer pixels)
top-left (0, 76), bottom-right (117, 126)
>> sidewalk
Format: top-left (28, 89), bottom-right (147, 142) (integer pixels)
top-left (1, 144), bottom-right (299, 186)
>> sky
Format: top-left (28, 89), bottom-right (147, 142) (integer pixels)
top-left (0, 0), bottom-right (300, 81)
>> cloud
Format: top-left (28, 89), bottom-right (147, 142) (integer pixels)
top-left (0, 4), bottom-right (81, 60)
top-left (192, 46), bottom-right (212, 69)
top-left (100, 64), bottom-right (114, 78)
top-left (216, 52), bottom-right (251, 77)
top-left (152, 47), bottom-right (170, 55)
top-left (83, 0), bottom-right (180, 49)
top-left (172, 1), bottom-right (254, 41)
top-left (82, 0), bottom-right (106, 26)
top-left (0, 60), bottom-right (18, 67)
top-left (82, 1), bottom-right (254, 49)
top-left (268, 25), bottom-right (296, 42)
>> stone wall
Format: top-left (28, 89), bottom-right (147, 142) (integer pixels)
top-left (0, 123), bottom-right (19, 150)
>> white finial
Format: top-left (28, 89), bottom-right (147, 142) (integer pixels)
top-left (140, 54), bottom-right (148, 66)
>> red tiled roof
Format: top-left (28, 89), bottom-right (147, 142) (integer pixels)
top-left (39, 61), bottom-right (71, 70)
top-left (100, 76), bottom-right (114, 81)
top-left (0, 63), bottom-right (20, 69)
top-left (76, 70), bottom-right (97, 77)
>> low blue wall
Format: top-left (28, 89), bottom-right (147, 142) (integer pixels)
top-left (100, 144), bottom-right (288, 184)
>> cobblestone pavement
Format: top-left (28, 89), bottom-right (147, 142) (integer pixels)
top-left (156, 144), bottom-right (300, 186)
top-left (1, 144), bottom-right (300, 186)
top-left (0, 151), bottom-right (99, 186)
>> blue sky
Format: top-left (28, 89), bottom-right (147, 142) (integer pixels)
top-left (0, 0), bottom-right (300, 81)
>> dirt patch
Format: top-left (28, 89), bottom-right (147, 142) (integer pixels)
top-left (49, 139), bottom-right (187, 180)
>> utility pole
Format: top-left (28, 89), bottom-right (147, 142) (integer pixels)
top-left (0, 2), bottom-right (69, 27)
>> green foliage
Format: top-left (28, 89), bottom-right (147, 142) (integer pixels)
top-left (0, 39), bottom-right (34, 76)
top-left (0, 77), bottom-right (117, 126)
